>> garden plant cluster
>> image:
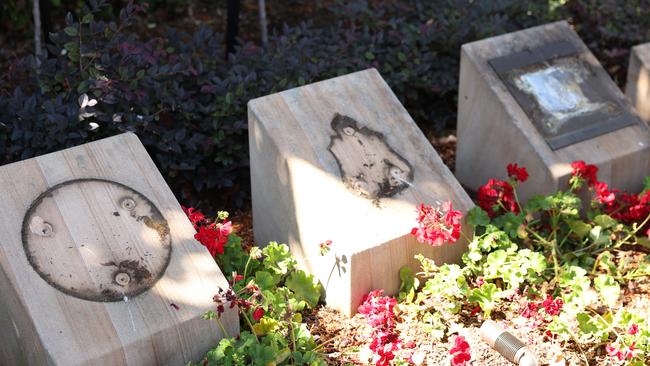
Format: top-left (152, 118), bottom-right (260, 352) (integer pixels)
top-left (185, 160), bottom-right (650, 366)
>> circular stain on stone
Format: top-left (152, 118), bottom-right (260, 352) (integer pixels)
top-left (22, 178), bottom-right (171, 302)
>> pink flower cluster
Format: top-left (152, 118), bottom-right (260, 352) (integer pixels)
top-left (521, 295), bottom-right (564, 326)
top-left (449, 335), bottom-right (471, 366)
top-left (182, 206), bottom-right (233, 256)
top-left (411, 201), bottom-right (462, 246)
top-left (606, 342), bottom-right (638, 361)
top-left (358, 290), bottom-right (402, 366)
top-left (319, 239), bottom-right (332, 256)
top-left (604, 324), bottom-right (641, 362)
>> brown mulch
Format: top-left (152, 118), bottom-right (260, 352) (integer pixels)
top-left (305, 274), bottom-right (650, 366)
top-left (230, 206), bottom-right (255, 248)
top-left (431, 133), bottom-right (457, 172)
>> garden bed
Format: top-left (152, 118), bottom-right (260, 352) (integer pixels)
top-left (191, 157), bottom-right (650, 366)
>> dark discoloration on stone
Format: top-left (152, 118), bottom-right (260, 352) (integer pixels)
top-left (21, 178), bottom-right (172, 302)
top-left (327, 113), bottom-right (413, 204)
top-left (138, 216), bottom-right (170, 243)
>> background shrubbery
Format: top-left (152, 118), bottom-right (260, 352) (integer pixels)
top-left (1, 0), bottom-right (649, 212)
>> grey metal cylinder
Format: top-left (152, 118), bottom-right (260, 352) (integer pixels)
top-left (480, 320), bottom-right (539, 366)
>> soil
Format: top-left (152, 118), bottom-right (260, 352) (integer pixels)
top-left (302, 254), bottom-right (650, 366)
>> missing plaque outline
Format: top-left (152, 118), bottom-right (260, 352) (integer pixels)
top-left (327, 113), bottom-right (414, 204)
top-left (21, 178), bottom-right (172, 302)
top-left (488, 40), bottom-right (640, 150)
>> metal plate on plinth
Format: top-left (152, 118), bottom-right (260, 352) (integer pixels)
top-left (489, 41), bottom-right (640, 150)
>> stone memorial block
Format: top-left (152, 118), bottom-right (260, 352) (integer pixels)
top-left (248, 68), bottom-right (474, 316)
top-left (626, 42), bottom-right (650, 123)
top-left (0, 133), bottom-right (238, 365)
top-left (456, 21), bottom-right (650, 200)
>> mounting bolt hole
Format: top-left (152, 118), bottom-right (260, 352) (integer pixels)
top-left (114, 272), bottom-right (131, 286)
top-left (29, 216), bottom-right (55, 237)
top-left (120, 197), bottom-right (136, 211)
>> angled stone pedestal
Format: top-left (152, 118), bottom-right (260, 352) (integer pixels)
top-left (626, 42), bottom-right (650, 123)
top-left (456, 21), bottom-right (650, 201)
top-left (0, 133), bottom-right (238, 366)
top-left (248, 68), bottom-right (474, 316)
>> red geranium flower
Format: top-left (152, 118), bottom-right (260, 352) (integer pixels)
top-left (477, 179), bottom-right (518, 218)
top-left (411, 201), bottom-right (462, 246)
top-left (608, 191), bottom-right (650, 225)
top-left (194, 221), bottom-right (232, 256)
top-left (628, 324), bottom-right (639, 335)
top-left (449, 335), bottom-right (470, 354)
top-left (594, 181), bottom-right (616, 205)
top-left (252, 307), bottom-right (265, 321)
top-left (182, 206), bottom-right (206, 228)
top-left (449, 335), bottom-right (471, 366)
top-left (541, 295), bottom-right (563, 316)
top-left (507, 163), bottom-right (529, 183)
top-left (571, 160), bottom-right (598, 187)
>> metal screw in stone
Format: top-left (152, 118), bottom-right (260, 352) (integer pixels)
top-left (29, 216), bottom-right (55, 237)
top-left (121, 197), bottom-right (136, 211)
top-left (389, 166), bottom-right (406, 186)
top-left (114, 272), bottom-right (131, 287)
top-left (353, 180), bottom-right (370, 196)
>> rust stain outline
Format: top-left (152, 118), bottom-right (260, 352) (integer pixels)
top-left (21, 178), bottom-right (172, 302)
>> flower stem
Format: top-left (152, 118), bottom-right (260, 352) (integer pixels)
top-left (512, 183), bottom-right (524, 215)
top-left (615, 212), bottom-right (650, 248)
top-left (243, 256), bottom-right (252, 280)
top-left (242, 312), bottom-right (260, 344)
top-left (215, 317), bottom-right (230, 339)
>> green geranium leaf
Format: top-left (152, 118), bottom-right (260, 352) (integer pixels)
top-left (486, 249), bottom-right (507, 267)
top-left (576, 313), bottom-right (599, 334)
top-left (286, 271), bottom-right (321, 309)
top-left (398, 265), bottom-right (419, 302)
top-left (466, 207), bottom-right (490, 227)
top-left (525, 195), bottom-right (551, 212)
top-left (589, 226), bottom-right (611, 247)
top-left (468, 283), bottom-right (500, 314)
top-left (492, 212), bottom-right (524, 238)
top-left (593, 215), bottom-right (617, 229)
top-left (567, 219), bottom-right (591, 239)
top-left (594, 274), bottom-right (620, 307)
top-left (255, 270), bottom-right (279, 290)
top-left (262, 242), bottom-right (296, 275)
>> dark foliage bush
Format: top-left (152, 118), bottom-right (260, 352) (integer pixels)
top-left (1, 0), bottom-right (648, 211)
